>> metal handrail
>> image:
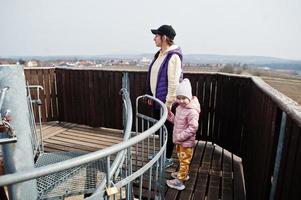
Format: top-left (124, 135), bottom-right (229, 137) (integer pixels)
top-left (0, 86), bottom-right (18, 144)
top-left (0, 86), bottom-right (9, 119)
top-left (27, 85), bottom-right (44, 153)
top-left (26, 84), bottom-right (44, 155)
top-left (0, 87), bottom-right (9, 106)
top-left (90, 88), bottom-right (133, 198)
top-left (86, 94), bottom-right (168, 199)
top-left (0, 93), bottom-right (168, 200)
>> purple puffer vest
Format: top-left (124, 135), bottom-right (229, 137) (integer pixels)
top-left (146, 47), bottom-right (183, 107)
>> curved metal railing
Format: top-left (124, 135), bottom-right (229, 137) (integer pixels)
top-left (0, 89), bottom-right (168, 200)
top-left (0, 86), bottom-right (17, 144)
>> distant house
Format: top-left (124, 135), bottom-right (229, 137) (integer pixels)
top-left (138, 57), bottom-right (151, 66)
top-left (141, 57), bottom-right (151, 63)
top-left (26, 60), bottom-right (40, 67)
top-left (76, 60), bottom-right (96, 67)
top-left (56, 62), bottom-right (76, 67)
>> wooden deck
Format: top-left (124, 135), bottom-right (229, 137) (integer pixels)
top-left (1, 122), bottom-right (246, 199)
top-left (165, 141), bottom-right (245, 200)
top-left (41, 121), bottom-right (124, 153)
top-left (41, 122), bottom-right (245, 200)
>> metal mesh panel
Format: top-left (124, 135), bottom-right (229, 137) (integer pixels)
top-left (35, 152), bottom-right (106, 199)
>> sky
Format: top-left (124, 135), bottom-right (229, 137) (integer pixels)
top-left (0, 0), bottom-right (301, 60)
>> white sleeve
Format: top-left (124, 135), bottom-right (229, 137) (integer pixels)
top-left (166, 54), bottom-right (182, 109)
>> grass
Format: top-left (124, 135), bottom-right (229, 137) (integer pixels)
top-left (262, 76), bottom-right (301, 105)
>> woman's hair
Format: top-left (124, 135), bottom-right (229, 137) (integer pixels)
top-left (166, 37), bottom-right (174, 46)
top-left (161, 35), bottom-right (174, 46)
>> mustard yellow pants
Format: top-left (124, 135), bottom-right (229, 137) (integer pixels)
top-left (176, 144), bottom-right (193, 181)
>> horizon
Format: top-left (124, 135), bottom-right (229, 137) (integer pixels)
top-left (1, 53), bottom-right (301, 62)
top-left (1, 0), bottom-right (301, 60)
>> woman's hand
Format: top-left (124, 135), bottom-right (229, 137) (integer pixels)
top-left (165, 99), bottom-right (174, 111)
top-left (147, 99), bottom-right (153, 106)
top-left (4, 115), bottom-right (12, 122)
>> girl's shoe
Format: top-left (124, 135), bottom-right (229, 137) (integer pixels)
top-left (166, 179), bottom-right (185, 190)
top-left (170, 172), bottom-right (190, 181)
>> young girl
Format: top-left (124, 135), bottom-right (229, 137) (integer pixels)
top-left (166, 78), bottom-right (201, 190)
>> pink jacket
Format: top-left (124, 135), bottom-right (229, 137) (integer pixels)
top-left (167, 96), bottom-right (201, 147)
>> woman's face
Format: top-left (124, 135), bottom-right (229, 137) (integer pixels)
top-left (153, 34), bottom-right (162, 47)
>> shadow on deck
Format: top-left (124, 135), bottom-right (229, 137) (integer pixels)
top-left (41, 121), bottom-right (246, 200)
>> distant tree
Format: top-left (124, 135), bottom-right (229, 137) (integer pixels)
top-left (235, 67), bottom-right (243, 74)
top-left (18, 59), bottom-right (25, 65)
top-left (219, 64), bottom-right (234, 74)
top-left (252, 70), bottom-right (261, 76)
top-left (242, 64), bottom-right (248, 70)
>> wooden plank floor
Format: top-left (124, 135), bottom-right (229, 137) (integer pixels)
top-left (41, 121), bottom-right (124, 153)
top-left (1, 122), bottom-right (246, 200)
top-left (41, 122), bottom-right (246, 200)
top-left (165, 141), bottom-right (246, 200)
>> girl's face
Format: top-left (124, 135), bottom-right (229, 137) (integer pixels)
top-left (153, 34), bottom-right (162, 47)
top-left (176, 95), bottom-right (190, 107)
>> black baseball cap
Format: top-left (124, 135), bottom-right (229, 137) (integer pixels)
top-left (151, 25), bottom-right (176, 40)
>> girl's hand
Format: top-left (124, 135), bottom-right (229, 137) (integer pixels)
top-left (168, 110), bottom-right (173, 117)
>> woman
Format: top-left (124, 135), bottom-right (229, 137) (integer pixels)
top-left (146, 24), bottom-right (183, 168)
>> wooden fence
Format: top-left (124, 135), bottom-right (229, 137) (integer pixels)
top-left (242, 82), bottom-right (282, 199)
top-left (185, 73), bottom-right (251, 154)
top-left (55, 68), bottom-right (123, 128)
top-left (24, 67), bottom-right (301, 200)
top-left (275, 116), bottom-right (301, 199)
top-left (243, 77), bottom-right (301, 200)
top-left (24, 67), bottom-right (58, 122)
